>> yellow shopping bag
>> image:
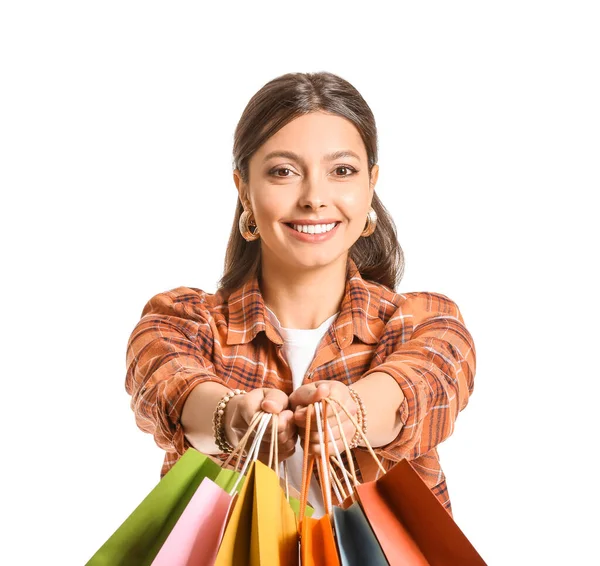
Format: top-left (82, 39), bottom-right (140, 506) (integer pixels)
top-left (215, 458), bottom-right (298, 566)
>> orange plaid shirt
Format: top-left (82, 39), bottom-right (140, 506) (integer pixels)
top-left (125, 256), bottom-right (476, 517)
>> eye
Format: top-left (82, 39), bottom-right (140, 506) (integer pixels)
top-left (334, 165), bottom-right (358, 177)
top-left (269, 167), bottom-right (295, 177)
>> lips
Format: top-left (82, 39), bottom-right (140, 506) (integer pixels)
top-left (283, 221), bottom-right (341, 242)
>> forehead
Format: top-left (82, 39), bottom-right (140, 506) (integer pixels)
top-left (256, 112), bottom-right (366, 161)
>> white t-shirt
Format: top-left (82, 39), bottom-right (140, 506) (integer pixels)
top-left (264, 305), bottom-right (339, 518)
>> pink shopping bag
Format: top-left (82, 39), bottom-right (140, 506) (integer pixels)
top-left (151, 476), bottom-right (235, 566)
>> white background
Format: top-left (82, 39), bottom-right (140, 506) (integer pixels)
top-left (1, 1), bottom-right (598, 564)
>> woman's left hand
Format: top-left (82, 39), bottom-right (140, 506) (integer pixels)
top-left (289, 381), bottom-right (358, 456)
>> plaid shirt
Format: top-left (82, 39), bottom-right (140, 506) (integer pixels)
top-left (125, 256), bottom-right (476, 517)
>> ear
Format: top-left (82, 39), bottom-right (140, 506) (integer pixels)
top-left (233, 169), bottom-right (249, 207)
top-left (369, 164), bottom-right (379, 194)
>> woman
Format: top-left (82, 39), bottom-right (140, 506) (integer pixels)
top-left (125, 71), bottom-right (476, 518)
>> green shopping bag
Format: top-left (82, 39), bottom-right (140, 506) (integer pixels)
top-left (86, 449), bottom-right (240, 566)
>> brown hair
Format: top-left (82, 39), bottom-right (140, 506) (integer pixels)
top-left (217, 71), bottom-right (405, 295)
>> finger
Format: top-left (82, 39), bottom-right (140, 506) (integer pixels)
top-left (237, 389), bottom-right (266, 424)
top-left (295, 398), bottom-right (355, 421)
top-left (261, 388), bottom-right (290, 414)
top-left (323, 381), bottom-right (353, 403)
top-left (295, 405), bottom-right (331, 428)
top-left (258, 410), bottom-right (296, 445)
top-left (295, 406), bottom-right (346, 431)
top-left (278, 442), bottom-right (296, 461)
top-left (307, 437), bottom-right (350, 457)
top-left (289, 382), bottom-right (334, 411)
top-left (277, 409), bottom-right (296, 430)
top-left (280, 437), bottom-right (297, 454)
top-left (288, 384), bottom-right (318, 411)
top-left (310, 383), bottom-right (331, 405)
top-left (277, 426), bottom-right (297, 445)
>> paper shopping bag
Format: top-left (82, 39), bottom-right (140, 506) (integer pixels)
top-left (214, 459), bottom-right (298, 566)
top-left (300, 514), bottom-right (340, 566)
top-left (356, 458), bottom-right (486, 565)
top-left (332, 501), bottom-right (389, 566)
top-left (86, 449), bottom-right (240, 566)
top-left (151, 476), bottom-right (234, 566)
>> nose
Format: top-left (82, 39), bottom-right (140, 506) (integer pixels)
top-left (297, 172), bottom-right (329, 211)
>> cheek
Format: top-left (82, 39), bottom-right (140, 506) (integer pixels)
top-left (251, 193), bottom-right (281, 226)
top-left (338, 192), bottom-right (371, 221)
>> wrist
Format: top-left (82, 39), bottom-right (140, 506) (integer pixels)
top-left (180, 381), bottom-right (230, 454)
top-left (351, 372), bottom-right (405, 448)
top-left (212, 388), bottom-right (247, 454)
top-left (347, 386), bottom-right (368, 448)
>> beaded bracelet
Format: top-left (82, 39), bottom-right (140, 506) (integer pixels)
top-left (347, 387), bottom-right (368, 449)
top-left (212, 388), bottom-right (246, 454)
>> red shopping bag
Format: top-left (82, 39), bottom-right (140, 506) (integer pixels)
top-left (327, 398), bottom-right (487, 565)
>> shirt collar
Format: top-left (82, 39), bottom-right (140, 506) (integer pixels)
top-left (226, 256), bottom-right (385, 348)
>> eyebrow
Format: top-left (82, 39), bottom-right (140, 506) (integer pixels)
top-left (262, 149), bottom-right (362, 164)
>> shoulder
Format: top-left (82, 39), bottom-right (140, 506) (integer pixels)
top-left (140, 285), bottom-right (227, 324)
top-left (399, 291), bottom-right (462, 316)
top-left (368, 283), bottom-right (465, 328)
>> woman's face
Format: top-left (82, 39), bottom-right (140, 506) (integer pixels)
top-left (234, 111), bottom-right (379, 272)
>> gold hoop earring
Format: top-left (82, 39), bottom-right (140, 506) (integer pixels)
top-left (239, 209), bottom-right (260, 241)
top-left (361, 207), bottom-right (377, 237)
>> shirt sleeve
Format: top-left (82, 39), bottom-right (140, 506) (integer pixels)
top-left (125, 287), bottom-right (228, 455)
top-left (360, 291), bottom-right (476, 462)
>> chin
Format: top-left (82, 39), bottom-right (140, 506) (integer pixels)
top-left (280, 251), bottom-right (347, 271)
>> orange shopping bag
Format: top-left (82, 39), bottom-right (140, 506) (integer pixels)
top-left (298, 402), bottom-right (342, 566)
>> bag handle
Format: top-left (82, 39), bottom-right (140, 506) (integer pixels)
top-left (299, 404), bottom-right (317, 528)
top-left (227, 411), bottom-right (272, 495)
top-left (298, 401), bottom-right (339, 527)
top-left (322, 398), bottom-right (359, 500)
top-left (298, 393), bottom-right (390, 528)
top-left (327, 397), bottom-right (387, 477)
top-left (221, 410), bottom-right (291, 500)
top-left (314, 401), bottom-right (333, 514)
top-left (221, 410), bottom-right (265, 471)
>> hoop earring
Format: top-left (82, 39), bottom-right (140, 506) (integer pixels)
top-left (361, 207), bottom-right (377, 237)
top-left (239, 209), bottom-right (261, 241)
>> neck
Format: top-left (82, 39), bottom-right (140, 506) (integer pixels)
top-left (259, 252), bottom-right (348, 330)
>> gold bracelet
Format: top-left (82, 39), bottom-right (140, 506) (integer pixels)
top-left (348, 387), bottom-right (367, 449)
top-left (212, 389), bottom-right (246, 454)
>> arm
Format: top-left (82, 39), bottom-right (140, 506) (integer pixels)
top-left (125, 288), bottom-right (229, 455)
top-left (126, 288), bottom-right (297, 459)
top-left (351, 371), bottom-right (405, 447)
top-left (360, 291), bottom-right (476, 461)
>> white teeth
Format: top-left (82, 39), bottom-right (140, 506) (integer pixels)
top-left (291, 223), bottom-right (337, 234)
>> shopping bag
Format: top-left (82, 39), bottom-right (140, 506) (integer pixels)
top-left (324, 397), bottom-right (487, 565)
top-left (297, 401), bottom-right (345, 566)
top-left (356, 459), bottom-right (486, 565)
top-left (300, 515), bottom-right (339, 566)
top-left (151, 411), bottom-right (286, 566)
top-left (214, 460), bottom-right (299, 565)
top-left (332, 501), bottom-right (389, 566)
top-left (151, 476), bottom-right (234, 566)
top-left (298, 445), bottom-right (340, 566)
top-left (86, 449), bottom-right (241, 566)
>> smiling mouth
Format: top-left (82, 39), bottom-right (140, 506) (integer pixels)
top-left (284, 221), bottom-right (341, 234)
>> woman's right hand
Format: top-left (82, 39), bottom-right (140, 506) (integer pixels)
top-left (223, 388), bottom-right (297, 464)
